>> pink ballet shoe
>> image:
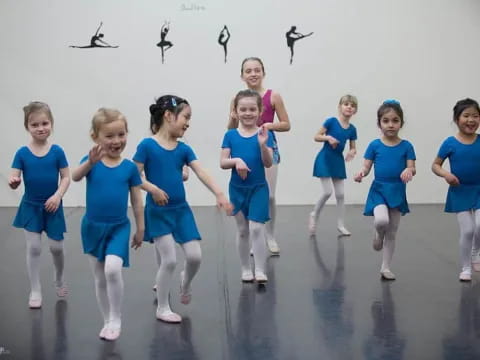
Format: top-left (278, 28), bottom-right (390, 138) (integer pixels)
top-left (241, 269), bottom-right (254, 283)
top-left (28, 298), bottom-right (42, 309)
top-left (373, 232), bottom-right (383, 251)
top-left (156, 310), bottom-right (182, 323)
top-left (380, 270), bottom-right (396, 280)
top-left (104, 327), bottom-right (121, 341)
top-left (267, 238), bottom-right (280, 255)
top-left (255, 271), bottom-right (268, 283)
top-left (99, 325), bottom-right (108, 339)
top-left (337, 225), bottom-right (351, 236)
top-left (459, 270), bottom-right (472, 282)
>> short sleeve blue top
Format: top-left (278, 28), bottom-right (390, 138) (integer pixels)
top-left (322, 117), bottom-right (357, 153)
top-left (12, 145), bottom-right (68, 204)
top-left (365, 139), bottom-right (416, 182)
top-left (81, 157), bottom-right (142, 223)
top-left (133, 138), bottom-right (197, 207)
top-left (437, 136), bottom-right (480, 185)
top-left (221, 129), bottom-right (274, 187)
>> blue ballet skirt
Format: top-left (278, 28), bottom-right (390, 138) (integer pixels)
top-left (144, 203), bottom-right (201, 244)
top-left (81, 216), bottom-right (131, 267)
top-left (313, 148), bottom-right (346, 179)
top-left (364, 180), bottom-right (409, 216)
top-left (13, 197), bottom-right (66, 240)
top-left (229, 183), bottom-right (270, 223)
top-left (445, 184), bottom-right (480, 213)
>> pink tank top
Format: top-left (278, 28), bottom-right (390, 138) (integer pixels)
top-left (258, 89), bottom-right (274, 126)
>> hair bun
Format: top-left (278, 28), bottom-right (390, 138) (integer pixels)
top-left (149, 104), bottom-right (159, 116)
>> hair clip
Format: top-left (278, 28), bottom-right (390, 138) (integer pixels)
top-left (383, 99), bottom-right (400, 105)
top-left (171, 98), bottom-right (177, 107)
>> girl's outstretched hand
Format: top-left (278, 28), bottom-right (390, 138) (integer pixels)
top-left (444, 172), bottom-right (460, 186)
top-left (257, 125), bottom-right (269, 146)
top-left (216, 193), bottom-right (233, 215)
top-left (328, 136), bottom-right (340, 149)
top-left (152, 186), bottom-right (169, 205)
top-left (88, 144), bottom-right (105, 164)
top-left (8, 176), bottom-right (21, 189)
top-left (354, 171), bottom-right (365, 183)
top-left (131, 229), bottom-right (144, 250)
top-left (400, 168), bottom-right (414, 183)
top-left (235, 159), bottom-right (250, 180)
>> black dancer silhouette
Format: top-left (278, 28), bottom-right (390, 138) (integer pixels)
top-left (218, 25), bottom-right (231, 63)
top-left (69, 22), bottom-right (118, 49)
top-left (157, 21), bottom-right (173, 64)
top-left (285, 25), bottom-right (313, 64)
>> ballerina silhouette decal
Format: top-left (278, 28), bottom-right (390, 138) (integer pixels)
top-left (218, 25), bottom-right (231, 63)
top-left (69, 22), bottom-right (118, 49)
top-left (157, 21), bottom-right (173, 64)
top-left (285, 25), bottom-right (313, 64)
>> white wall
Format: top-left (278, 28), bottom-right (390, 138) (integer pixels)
top-left (1, 0), bottom-right (480, 206)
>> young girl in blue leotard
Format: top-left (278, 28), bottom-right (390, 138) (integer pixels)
top-left (134, 95), bottom-right (231, 324)
top-left (9, 101), bottom-right (70, 309)
top-left (72, 108), bottom-right (144, 341)
top-left (221, 89), bottom-right (274, 283)
top-left (354, 100), bottom-right (416, 280)
top-left (309, 95), bottom-right (358, 237)
top-left (432, 98), bottom-right (480, 282)
top-left (228, 57), bottom-right (291, 255)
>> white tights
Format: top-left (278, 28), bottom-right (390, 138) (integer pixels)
top-left (89, 255), bottom-right (124, 329)
top-left (312, 178), bottom-right (347, 228)
top-left (456, 210), bottom-right (480, 272)
top-left (235, 212), bottom-right (267, 275)
top-left (24, 230), bottom-right (65, 300)
top-left (373, 205), bottom-right (401, 272)
top-left (265, 165), bottom-right (278, 242)
top-left (154, 235), bottom-right (201, 315)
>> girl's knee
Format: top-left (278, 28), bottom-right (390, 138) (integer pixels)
top-left (461, 227), bottom-right (475, 240)
top-left (185, 242), bottom-right (202, 266)
top-left (95, 276), bottom-right (107, 289)
top-left (374, 217), bottom-right (389, 232)
top-left (49, 242), bottom-right (64, 256)
top-left (104, 256), bottom-right (123, 281)
top-left (161, 257), bottom-right (177, 273)
top-left (320, 190), bottom-right (332, 201)
top-left (28, 243), bottom-right (42, 257)
top-left (104, 264), bottom-right (122, 282)
top-left (237, 227), bottom-right (249, 239)
top-left (249, 222), bottom-right (264, 238)
top-left (186, 253), bottom-right (201, 267)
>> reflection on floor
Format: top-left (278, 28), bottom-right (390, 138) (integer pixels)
top-left (1, 205), bottom-right (480, 360)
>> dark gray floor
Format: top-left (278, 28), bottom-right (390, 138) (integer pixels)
top-left (1, 205), bottom-right (480, 360)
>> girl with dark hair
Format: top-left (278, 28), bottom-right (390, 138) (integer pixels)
top-left (355, 100), bottom-right (416, 281)
top-left (134, 95), bottom-right (231, 323)
top-left (432, 98), bottom-right (480, 281)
